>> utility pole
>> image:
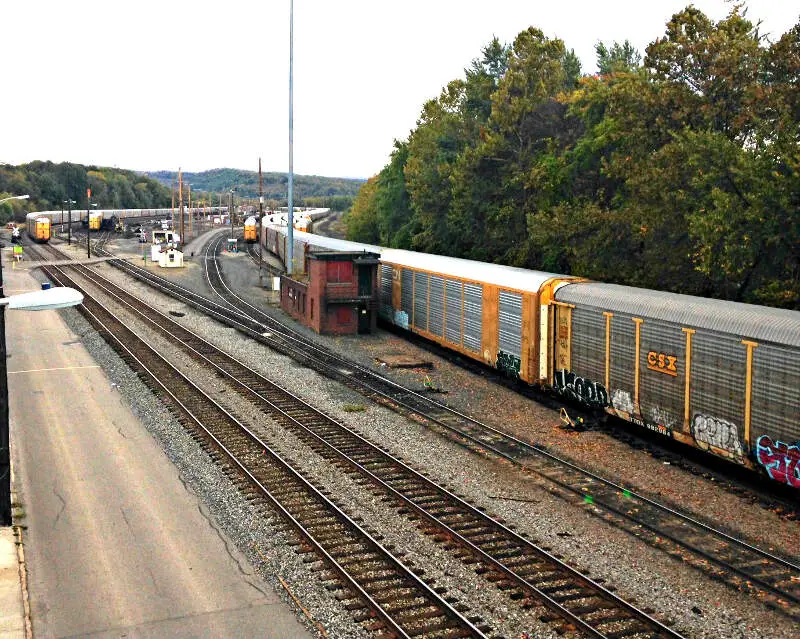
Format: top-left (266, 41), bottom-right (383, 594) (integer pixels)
top-left (171, 179), bottom-right (176, 231)
top-left (67, 198), bottom-right (72, 246)
top-left (287, 0), bottom-right (294, 274)
top-left (178, 169), bottom-right (184, 247)
top-left (86, 189), bottom-right (91, 259)
top-left (229, 188), bottom-right (235, 238)
top-left (188, 184), bottom-right (192, 239)
top-left (258, 157), bottom-right (264, 285)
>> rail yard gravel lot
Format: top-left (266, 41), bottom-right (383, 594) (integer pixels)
top-left (51, 235), bottom-right (800, 638)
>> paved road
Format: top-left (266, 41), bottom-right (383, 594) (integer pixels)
top-left (6, 265), bottom-right (312, 638)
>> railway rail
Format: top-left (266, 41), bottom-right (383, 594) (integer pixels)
top-left (208, 237), bottom-right (800, 621)
top-left (42, 253), bottom-right (685, 638)
top-left (48, 238), bottom-right (800, 621)
top-left (35, 254), bottom-right (486, 639)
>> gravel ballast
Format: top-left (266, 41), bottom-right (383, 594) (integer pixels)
top-left (48, 235), bottom-right (800, 638)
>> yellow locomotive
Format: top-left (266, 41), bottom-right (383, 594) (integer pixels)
top-left (89, 211), bottom-right (103, 230)
top-left (243, 216), bottom-right (258, 243)
top-left (26, 216), bottom-right (52, 243)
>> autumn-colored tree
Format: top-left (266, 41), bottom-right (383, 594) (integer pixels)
top-left (348, 7), bottom-right (800, 308)
top-left (344, 176), bottom-right (380, 244)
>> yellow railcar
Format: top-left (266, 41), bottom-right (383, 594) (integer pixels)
top-left (243, 217), bottom-right (258, 243)
top-left (27, 216), bottom-right (51, 243)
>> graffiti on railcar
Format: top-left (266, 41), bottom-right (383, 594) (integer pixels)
top-left (611, 389), bottom-right (635, 414)
top-left (755, 436), bottom-right (800, 489)
top-left (691, 414), bottom-right (744, 460)
top-left (393, 310), bottom-right (409, 330)
top-left (497, 351), bottom-right (521, 379)
top-left (648, 406), bottom-right (678, 431)
top-left (553, 370), bottom-right (610, 408)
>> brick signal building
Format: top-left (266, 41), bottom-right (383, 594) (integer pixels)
top-left (280, 251), bottom-right (380, 335)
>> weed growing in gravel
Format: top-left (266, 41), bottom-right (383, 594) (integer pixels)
top-left (343, 403), bottom-right (366, 412)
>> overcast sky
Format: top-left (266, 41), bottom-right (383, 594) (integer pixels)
top-left (2, 1), bottom-right (797, 180)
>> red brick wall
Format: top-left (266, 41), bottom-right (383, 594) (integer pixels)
top-left (283, 256), bottom-right (378, 335)
top-left (280, 277), bottom-right (309, 325)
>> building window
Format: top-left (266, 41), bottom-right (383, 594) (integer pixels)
top-left (311, 298), bottom-right (314, 320)
top-left (327, 261), bottom-right (353, 283)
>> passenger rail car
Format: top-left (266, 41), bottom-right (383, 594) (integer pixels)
top-left (263, 224), bottom-right (800, 490)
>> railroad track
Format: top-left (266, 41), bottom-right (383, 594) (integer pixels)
top-left (77, 240), bottom-right (800, 620)
top-left (48, 259), bottom-right (685, 638)
top-left (39, 259), bottom-right (486, 639)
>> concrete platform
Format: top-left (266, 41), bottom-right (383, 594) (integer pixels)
top-left (0, 527), bottom-right (25, 639)
top-left (4, 265), bottom-right (313, 638)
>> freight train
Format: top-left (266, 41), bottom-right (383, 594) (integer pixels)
top-left (264, 223), bottom-right (800, 490)
top-left (25, 207), bottom-right (226, 243)
top-left (262, 208), bottom-right (330, 233)
top-left (243, 217), bottom-right (258, 242)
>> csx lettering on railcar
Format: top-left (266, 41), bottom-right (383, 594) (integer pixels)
top-left (263, 223), bottom-right (800, 491)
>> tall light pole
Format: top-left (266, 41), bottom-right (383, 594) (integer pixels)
top-left (287, 0), bottom-right (294, 274)
top-left (178, 169), bottom-right (184, 247)
top-left (258, 158), bottom-right (264, 285)
top-left (229, 188), bottom-right (236, 239)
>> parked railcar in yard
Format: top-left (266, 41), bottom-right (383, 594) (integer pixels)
top-left (263, 224), bottom-right (800, 490)
top-left (243, 217), bottom-right (258, 242)
top-left (550, 282), bottom-right (800, 484)
top-left (25, 207), bottom-right (227, 243)
top-left (26, 215), bottom-right (51, 242)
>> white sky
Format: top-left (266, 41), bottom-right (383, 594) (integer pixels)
top-left (2, 1), bottom-right (797, 180)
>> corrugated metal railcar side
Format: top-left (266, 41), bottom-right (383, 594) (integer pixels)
top-left (380, 249), bottom-right (573, 385)
top-left (553, 282), bottom-right (800, 485)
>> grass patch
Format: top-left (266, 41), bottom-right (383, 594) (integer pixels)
top-left (342, 403), bottom-right (366, 413)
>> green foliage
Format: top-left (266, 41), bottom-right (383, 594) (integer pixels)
top-left (345, 176), bottom-right (380, 243)
top-left (0, 161), bottom-right (172, 220)
top-left (346, 6), bottom-right (800, 309)
top-left (302, 195), bottom-right (354, 212)
top-left (148, 168), bottom-right (363, 203)
top-left (595, 40), bottom-right (641, 75)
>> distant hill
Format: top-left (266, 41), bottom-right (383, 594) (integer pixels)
top-left (0, 161), bottom-right (172, 221)
top-left (146, 168), bottom-right (365, 201)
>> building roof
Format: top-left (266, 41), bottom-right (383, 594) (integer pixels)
top-left (555, 282), bottom-right (800, 347)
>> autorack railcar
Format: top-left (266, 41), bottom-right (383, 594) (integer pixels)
top-left (549, 282), bottom-right (800, 485)
top-left (263, 223), bottom-right (800, 490)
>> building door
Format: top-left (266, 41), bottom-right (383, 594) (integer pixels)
top-left (358, 266), bottom-right (371, 297)
top-left (358, 307), bottom-right (371, 334)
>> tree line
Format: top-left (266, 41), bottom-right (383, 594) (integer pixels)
top-left (0, 161), bottom-right (172, 223)
top-left (345, 6), bottom-right (800, 309)
top-left (148, 169), bottom-right (364, 203)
